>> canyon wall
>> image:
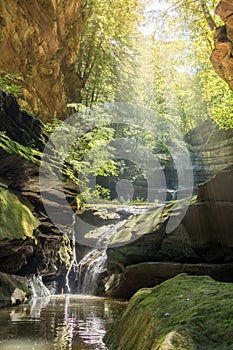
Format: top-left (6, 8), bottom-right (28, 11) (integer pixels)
top-left (211, 0), bottom-right (233, 90)
top-left (0, 0), bottom-right (84, 121)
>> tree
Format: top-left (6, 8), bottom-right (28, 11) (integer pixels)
top-left (140, 0), bottom-right (233, 129)
top-left (75, 0), bottom-right (145, 107)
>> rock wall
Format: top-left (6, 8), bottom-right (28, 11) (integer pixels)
top-left (186, 119), bottom-right (233, 175)
top-left (0, 90), bottom-right (79, 289)
top-left (105, 166), bottom-right (233, 298)
top-left (211, 0), bottom-right (233, 90)
top-left (0, 0), bottom-right (84, 121)
top-left (0, 272), bottom-right (31, 308)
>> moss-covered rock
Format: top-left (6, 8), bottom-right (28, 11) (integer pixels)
top-left (0, 187), bottom-right (39, 240)
top-left (104, 274), bottom-right (233, 350)
top-left (0, 272), bottom-right (31, 308)
top-left (0, 90), bottom-right (79, 286)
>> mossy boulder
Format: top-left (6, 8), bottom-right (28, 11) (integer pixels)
top-left (104, 274), bottom-right (233, 350)
top-left (0, 272), bottom-right (31, 308)
top-left (0, 187), bottom-right (39, 240)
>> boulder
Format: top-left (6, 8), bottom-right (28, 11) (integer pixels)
top-left (104, 274), bottom-right (233, 350)
top-left (0, 272), bottom-right (31, 308)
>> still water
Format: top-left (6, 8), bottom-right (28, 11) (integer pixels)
top-left (0, 295), bottom-right (126, 350)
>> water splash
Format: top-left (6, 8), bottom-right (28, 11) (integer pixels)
top-left (77, 224), bottom-right (118, 295)
top-left (14, 275), bottom-right (50, 298)
top-left (77, 249), bottom-right (107, 295)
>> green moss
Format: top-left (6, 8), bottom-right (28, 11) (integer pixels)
top-left (0, 132), bottom-right (42, 164)
top-left (105, 274), bottom-right (233, 350)
top-left (109, 207), bottom-right (164, 246)
top-left (0, 188), bottom-right (39, 240)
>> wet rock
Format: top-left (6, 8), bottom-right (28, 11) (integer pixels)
top-left (0, 91), bottom-right (79, 282)
top-left (104, 274), bottom-right (233, 350)
top-left (105, 167), bottom-right (233, 298)
top-left (105, 261), bottom-right (233, 299)
top-left (0, 272), bottom-right (31, 308)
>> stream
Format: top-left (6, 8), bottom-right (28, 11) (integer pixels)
top-left (0, 206), bottom-right (150, 349)
top-left (0, 294), bottom-right (126, 349)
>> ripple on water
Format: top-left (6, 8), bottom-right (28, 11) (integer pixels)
top-left (0, 295), bottom-right (126, 350)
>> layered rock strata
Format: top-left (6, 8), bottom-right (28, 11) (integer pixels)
top-left (105, 166), bottom-right (233, 298)
top-left (0, 90), bottom-right (79, 288)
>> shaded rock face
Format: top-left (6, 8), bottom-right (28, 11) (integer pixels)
top-left (0, 91), bottom-right (79, 285)
top-left (0, 0), bottom-right (84, 121)
top-left (104, 274), bottom-right (233, 350)
top-left (186, 119), bottom-right (233, 175)
top-left (0, 272), bottom-right (31, 308)
top-left (105, 166), bottom-right (233, 298)
top-left (211, 1), bottom-right (233, 90)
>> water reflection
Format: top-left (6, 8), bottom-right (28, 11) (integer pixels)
top-left (0, 295), bottom-right (126, 350)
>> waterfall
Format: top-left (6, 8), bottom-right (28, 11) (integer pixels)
top-left (14, 274), bottom-right (50, 297)
top-left (76, 224), bottom-right (118, 295)
top-left (77, 249), bottom-right (107, 295)
top-left (75, 205), bottom-right (152, 295)
top-left (28, 275), bottom-right (50, 297)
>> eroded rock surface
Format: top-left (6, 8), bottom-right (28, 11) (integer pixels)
top-left (0, 0), bottom-right (84, 121)
top-left (186, 120), bottom-right (233, 175)
top-left (0, 91), bottom-right (79, 287)
top-left (105, 166), bottom-right (233, 298)
top-left (211, 0), bottom-right (233, 90)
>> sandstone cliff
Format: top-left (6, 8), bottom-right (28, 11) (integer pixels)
top-left (186, 119), bottom-right (233, 175)
top-left (105, 166), bottom-right (233, 298)
top-left (0, 0), bottom-right (83, 121)
top-left (211, 0), bottom-right (233, 90)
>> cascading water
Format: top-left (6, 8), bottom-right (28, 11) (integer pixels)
top-left (76, 224), bottom-right (118, 295)
top-left (77, 249), bottom-right (107, 295)
top-left (75, 205), bottom-right (151, 296)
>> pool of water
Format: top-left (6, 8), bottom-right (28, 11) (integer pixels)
top-left (0, 295), bottom-right (127, 350)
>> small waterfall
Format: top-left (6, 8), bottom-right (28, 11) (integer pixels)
top-left (77, 249), bottom-right (107, 295)
top-left (75, 205), bottom-right (152, 295)
top-left (76, 224), bottom-right (119, 295)
top-left (14, 275), bottom-right (50, 298)
top-left (28, 275), bottom-right (50, 297)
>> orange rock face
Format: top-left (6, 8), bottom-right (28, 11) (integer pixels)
top-left (211, 0), bottom-right (233, 90)
top-left (0, 0), bottom-right (84, 121)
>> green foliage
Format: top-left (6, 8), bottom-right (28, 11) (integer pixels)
top-left (146, 0), bottom-right (233, 130)
top-left (44, 107), bottom-right (117, 201)
top-left (0, 132), bottom-right (42, 165)
top-left (76, 0), bottom-right (146, 106)
top-left (0, 70), bottom-right (24, 96)
top-left (198, 66), bottom-right (233, 129)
